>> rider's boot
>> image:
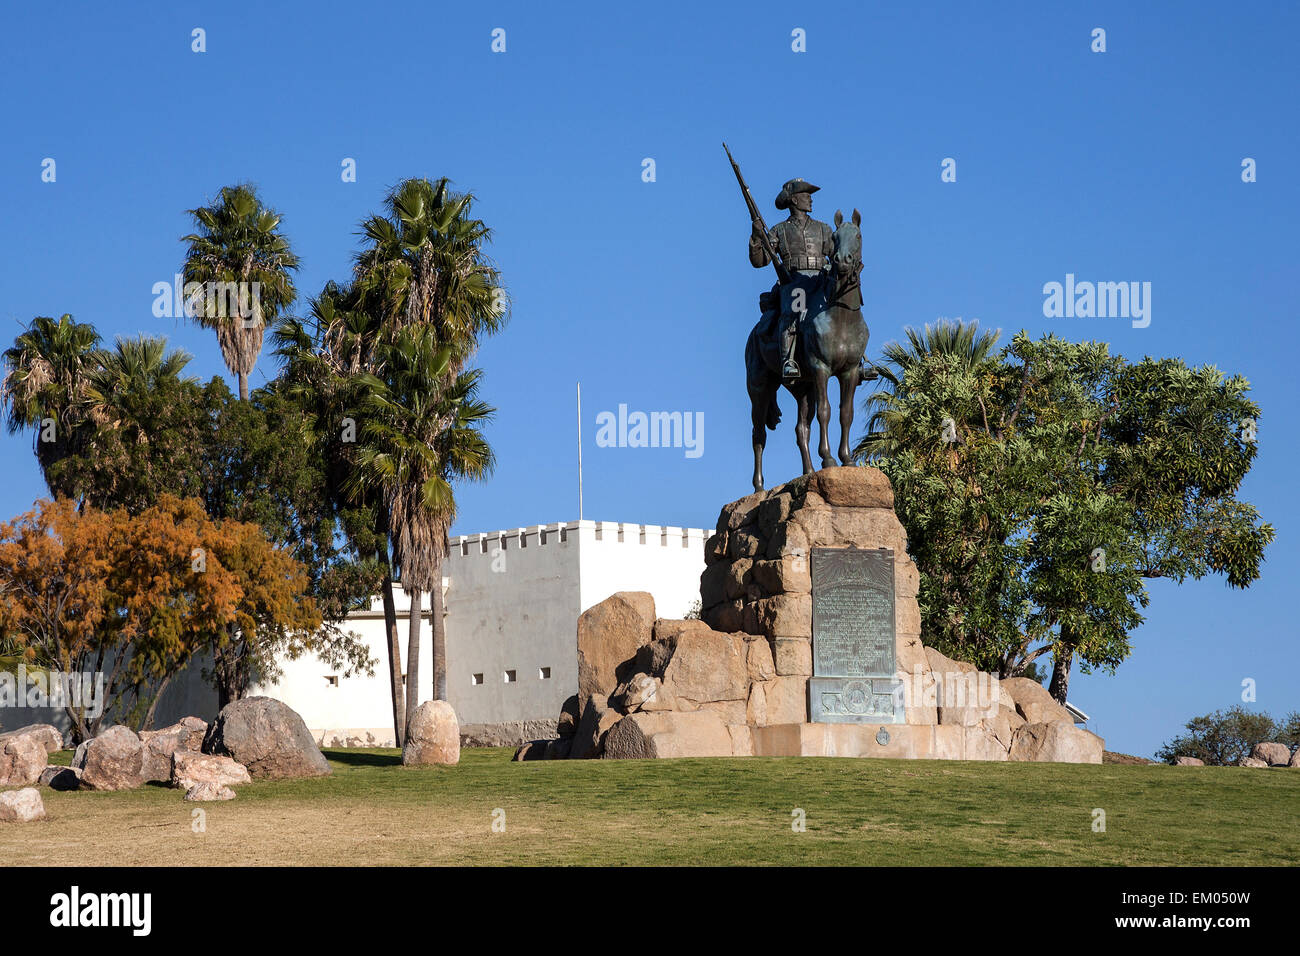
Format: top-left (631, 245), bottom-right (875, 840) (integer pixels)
top-left (781, 324), bottom-right (800, 380)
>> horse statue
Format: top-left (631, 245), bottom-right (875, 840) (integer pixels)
top-left (744, 209), bottom-right (868, 491)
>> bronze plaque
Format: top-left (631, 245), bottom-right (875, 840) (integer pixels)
top-left (809, 677), bottom-right (902, 723)
top-left (810, 547), bottom-right (902, 724)
top-left (811, 547), bottom-right (896, 678)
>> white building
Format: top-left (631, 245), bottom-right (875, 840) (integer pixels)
top-left (252, 519), bottom-right (708, 747)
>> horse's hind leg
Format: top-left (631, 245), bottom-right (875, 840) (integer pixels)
top-left (815, 370), bottom-right (835, 469)
top-left (794, 384), bottom-right (815, 476)
top-left (838, 368), bottom-right (861, 465)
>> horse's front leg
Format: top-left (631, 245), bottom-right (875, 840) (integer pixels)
top-left (794, 385), bottom-right (815, 475)
top-left (838, 368), bottom-right (860, 465)
top-left (815, 370), bottom-right (835, 469)
top-left (750, 389), bottom-right (769, 492)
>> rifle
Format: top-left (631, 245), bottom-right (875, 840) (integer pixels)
top-left (723, 142), bottom-right (790, 285)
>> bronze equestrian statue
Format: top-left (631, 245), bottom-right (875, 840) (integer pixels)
top-left (725, 145), bottom-right (872, 491)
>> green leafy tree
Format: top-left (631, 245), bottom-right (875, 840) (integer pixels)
top-left (182, 184), bottom-right (300, 401)
top-left (1156, 707), bottom-right (1288, 765)
top-left (856, 325), bottom-right (1273, 700)
top-left (198, 377), bottom-right (381, 706)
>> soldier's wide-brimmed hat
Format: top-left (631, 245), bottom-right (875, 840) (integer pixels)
top-left (775, 178), bottom-right (820, 210)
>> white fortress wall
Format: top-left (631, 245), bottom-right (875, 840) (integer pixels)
top-left (444, 522), bottom-right (582, 732)
top-left (578, 521), bottom-right (708, 621)
top-left (249, 588), bottom-right (433, 749)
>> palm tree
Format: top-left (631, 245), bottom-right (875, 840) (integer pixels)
top-left (353, 177), bottom-right (506, 369)
top-left (182, 184), bottom-right (300, 400)
top-left (1, 314), bottom-right (102, 497)
top-left (273, 283), bottom-right (410, 744)
top-left (852, 319), bottom-right (1001, 461)
top-left (347, 178), bottom-right (506, 733)
top-left (347, 326), bottom-right (495, 736)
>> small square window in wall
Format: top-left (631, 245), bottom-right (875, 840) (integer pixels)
top-left (324, 675), bottom-right (339, 687)
top-left (504, 670), bottom-right (517, 683)
top-left (539, 667), bottom-right (551, 679)
top-left (471, 673), bottom-right (484, 686)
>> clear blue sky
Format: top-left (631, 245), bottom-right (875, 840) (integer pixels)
top-left (1, 1), bottom-right (1296, 757)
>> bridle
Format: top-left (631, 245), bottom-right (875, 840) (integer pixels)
top-left (831, 236), bottom-right (862, 310)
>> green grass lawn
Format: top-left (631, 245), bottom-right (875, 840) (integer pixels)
top-left (4, 747), bottom-right (1296, 866)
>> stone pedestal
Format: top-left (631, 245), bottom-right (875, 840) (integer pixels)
top-left (699, 466), bottom-right (936, 728)
top-left (520, 466), bottom-right (1104, 765)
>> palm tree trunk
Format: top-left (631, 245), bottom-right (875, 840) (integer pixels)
top-left (379, 562), bottom-right (405, 745)
top-left (238, 370), bottom-right (249, 401)
top-left (404, 590), bottom-right (422, 744)
top-left (431, 554), bottom-right (447, 701)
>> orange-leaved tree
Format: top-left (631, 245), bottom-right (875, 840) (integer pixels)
top-left (0, 495), bottom-right (321, 740)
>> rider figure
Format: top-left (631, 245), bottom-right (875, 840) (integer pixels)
top-left (748, 178), bottom-right (832, 380)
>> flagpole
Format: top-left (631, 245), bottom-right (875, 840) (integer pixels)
top-left (576, 381), bottom-right (584, 522)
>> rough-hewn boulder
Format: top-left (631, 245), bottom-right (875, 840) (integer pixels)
top-left (0, 787), bottom-right (45, 822)
top-left (569, 694), bottom-right (622, 759)
top-left (171, 751), bottom-right (251, 790)
top-left (1291, 749), bottom-right (1300, 768)
top-left (576, 592), bottom-right (656, 707)
top-left (1238, 756), bottom-right (1269, 768)
top-left (512, 739), bottom-right (549, 761)
top-left (1251, 742), bottom-right (1292, 766)
top-left (556, 695), bottom-right (581, 737)
top-left (934, 662), bottom-right (996, 728)
top-left (0, 723), bottom-right (64, 754)
top-left (1008, 720), bottom-right (1103, 764)
top-left (603, 711), bottom-right (734, 759)
top-left (140, 717), bottom-right (208, 782)
top-left (185, 782), bottom-right (235, 801)
top-left (660, 629), bottom-right (748, 707)
top-left (1173, 756), bottom-right (1205, 766)
top-left (0, 731), bottom-right (48, 787)
top-left (402, 700), bottom-right (461, 766)
top-left (613, 673), bottom-right (661, 713)
top-left (809, 466), bottom-right (895, 509)
top-left (72, 725), bottom-right (144, 791)
top-left (38, 765), bottom-right (82, 790)
top-left (636, 619), bottom-right (711, 677)
top-left (143, 716), bottom-right (206, 749)
top-left (745, 676), bottom-right (808, 726)
top-left (747, 636), bottom-right (777, 681)
top-left (1000, 677), bottom-right (1072, 726)
top-left (203, 697), bottom-right (331, 779)
top-left (977, 706), bottom-right (1025, 755)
